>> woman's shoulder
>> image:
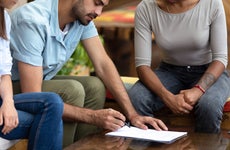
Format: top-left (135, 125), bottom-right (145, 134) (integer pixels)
top-left (4, 10), bottom-right (11, 37)
top-left (4, 10), bottom-right (10, 24)
top-left (136, 0), bottom-right (158, 13)
top-left (138, 0), bottom-right (157, 7)
top-left (201, 0), bottom-right (223, 8)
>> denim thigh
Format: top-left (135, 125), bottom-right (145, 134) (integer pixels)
top-left (128, 68), bottom-right (185, 117)
top-left (0, 110), bottom-right (34, 139)
top-left (0, 92), bottom-right (63, 141)
top-left (194, 70), bottom-right (230, 133)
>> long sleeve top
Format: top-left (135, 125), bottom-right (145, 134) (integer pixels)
top-left (0, 10), bottom-right (12, 77)
top-left (134, 0), bottom-right (228, 67)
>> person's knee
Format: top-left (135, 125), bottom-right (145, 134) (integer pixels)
top-left (128, 84), bottom-right (144, 106)
top-left (86, 76), bottom-right (105, 96)
top-left (195, 96), bottom-right (223, 121)
top-left (194, 97), bottom-right (223, 133)
top-left (58, 80), bottom-right (85, 106)
top-left (127, 81), bottom-right (145, 100)
top-left (83, 77), bottom-right (105, 109)
top-left (43, 92), bottom-right (64, 116)
top-left (128, 89), bottom-right (137, 103)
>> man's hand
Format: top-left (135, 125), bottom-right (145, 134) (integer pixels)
top-left (91, 108), bottom-right (126, 131)
top-left (129, 114), bottom-right (168, 131)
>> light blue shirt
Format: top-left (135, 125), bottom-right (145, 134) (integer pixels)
top-left (10, 0), bottom-right (98, 80)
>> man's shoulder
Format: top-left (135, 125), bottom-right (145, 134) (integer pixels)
top-left (10, 1), bottom-right (51, 25)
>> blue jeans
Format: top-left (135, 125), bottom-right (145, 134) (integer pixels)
top-left (128, 62), bottom-right (230, 133)
top-left (0, 92), bottom-right (63, 150)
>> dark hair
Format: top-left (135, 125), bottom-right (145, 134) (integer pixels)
top-left (0, 6), bottom-right (7, 40)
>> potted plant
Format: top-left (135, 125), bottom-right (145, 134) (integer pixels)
top-left (58, 36), bottom-right (104, 76)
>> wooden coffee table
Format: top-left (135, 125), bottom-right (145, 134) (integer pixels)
top-left (64, 127), bottom-right (230, 150)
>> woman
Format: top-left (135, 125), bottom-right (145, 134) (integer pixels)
top-left (128, 0), bottom-right (230, 133)
top-left (0, 0), bottom-right (63, 149)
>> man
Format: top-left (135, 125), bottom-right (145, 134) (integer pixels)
top-left (10, 0), bottom-right (167, 147)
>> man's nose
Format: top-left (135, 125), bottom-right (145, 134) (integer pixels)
top-left (95, 6), bottom-right (103, 16)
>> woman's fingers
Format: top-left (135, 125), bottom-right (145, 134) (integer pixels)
top-left (2, 116), bottom-right (18, 134)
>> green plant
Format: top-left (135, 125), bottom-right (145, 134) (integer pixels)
top-left (58, 36), bottom-right (104, 75)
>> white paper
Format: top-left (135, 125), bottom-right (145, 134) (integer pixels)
top-left (106, 126), bottom-right (187, 144)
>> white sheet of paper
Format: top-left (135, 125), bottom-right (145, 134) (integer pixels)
top-left (106, 126), bottom-right (187, 144)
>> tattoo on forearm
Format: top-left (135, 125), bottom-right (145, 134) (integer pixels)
top-left (198, 73), bottom-right (215, 90)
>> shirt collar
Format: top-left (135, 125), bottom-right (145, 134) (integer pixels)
top-left (50, 0), bottom-right (60, 37)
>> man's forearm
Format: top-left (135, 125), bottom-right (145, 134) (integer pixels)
top-left (62, 103), bottom-right (95, 123)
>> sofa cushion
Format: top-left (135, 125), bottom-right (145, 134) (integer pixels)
top-left (224, 98), bottom-right (230, 112)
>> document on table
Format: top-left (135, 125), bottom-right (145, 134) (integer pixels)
top-left (106, 126), bottom-right (187, 144)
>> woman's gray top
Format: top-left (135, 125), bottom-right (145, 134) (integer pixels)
top-left (134, 0), bottom-right (228, 67)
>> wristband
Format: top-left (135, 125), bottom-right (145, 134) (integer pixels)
top-left (194, 85), bottom-right (205, 93)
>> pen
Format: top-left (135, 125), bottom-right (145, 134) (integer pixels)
top-left (124, 121), bottom-right (131, 128)
top-left (117, 117), bottom-right (131, 128)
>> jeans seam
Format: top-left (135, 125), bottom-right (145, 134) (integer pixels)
top-left (33, 100), bottom-right (47, 150)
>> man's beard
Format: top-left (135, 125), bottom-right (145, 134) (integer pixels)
top-left (166, 0), bottom-right (177, 3)
top-left (71, 5), bottom-right (98, 26)
top-left (78, 16), bottom-right (90, 25)
top-left (78, 13), bottom-right (98, 26)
